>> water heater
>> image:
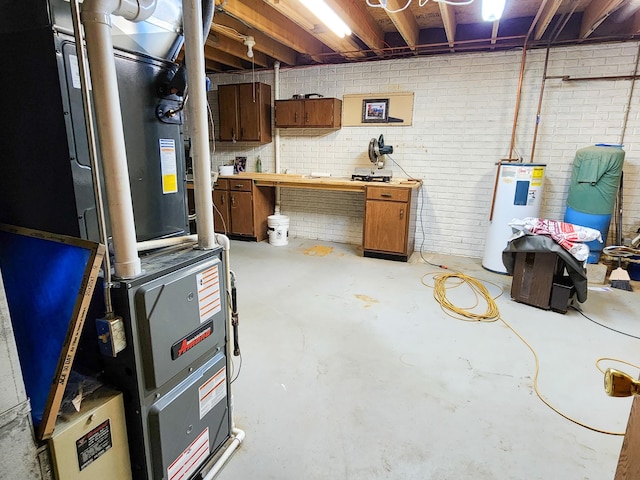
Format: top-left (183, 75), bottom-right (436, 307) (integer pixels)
top-left (482, 163), bottom-right (546, 273)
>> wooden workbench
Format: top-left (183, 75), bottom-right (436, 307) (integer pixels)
top-left (190, 173), bottom-right (423, 261)
top-left (225, 172), bottom-right (422, 193)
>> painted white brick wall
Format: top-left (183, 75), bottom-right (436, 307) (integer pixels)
top-left (208, 42), bottom-right (640, 258)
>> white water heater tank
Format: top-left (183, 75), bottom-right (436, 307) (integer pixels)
top-left (482, 163), bottom-right (546, 273)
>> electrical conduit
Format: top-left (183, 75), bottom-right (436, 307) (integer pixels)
top-left (80, 0), bottom-right (157, 278)
top-left (184, 0), bottom-right (216, 249)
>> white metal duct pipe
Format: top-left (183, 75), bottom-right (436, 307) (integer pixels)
top-left (184, 0), bottom-right (216, 249)
top-left (80, 0), bottom-right (157, 278)
top-left (273, 61), bottom-right (282, 215)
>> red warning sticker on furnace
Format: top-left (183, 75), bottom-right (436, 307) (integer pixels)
top-left (197, 265), bottom-right (221, 323)
top-left (167, 427), bottom-right (210, 480)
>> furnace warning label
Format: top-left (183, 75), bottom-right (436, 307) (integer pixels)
top-left (197, 265), bottom-right (221, 322)
top-left (199, 367), bottom-right (227, 419)
top-left (69, 54), bottom-right (91, 90)
top-left (167, 428), bottom-right (210, 480)
top-left (76, 419), bottom-right (112, 471)
top-left (159, 138), bottom-right (178, 194)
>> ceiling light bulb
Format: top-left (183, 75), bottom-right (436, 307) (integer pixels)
top-left (482, 0), bottom-right (506, 22)
top-left (299, 0), bottom-right (352, 38)
top-left (244, 36), bottom-right (255, 58)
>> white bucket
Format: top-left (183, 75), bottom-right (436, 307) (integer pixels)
top-left (267, 214), bottom-right (289, 246)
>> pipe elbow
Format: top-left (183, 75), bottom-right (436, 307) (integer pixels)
top-left (215, 233), bottom-right (231, 251)
top-left (134, 0), bottom-right (157, 22)
top-left (81, 0), bottom-right (157, 24)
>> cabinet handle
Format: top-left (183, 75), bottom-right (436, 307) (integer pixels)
top-left (294, 112), bottom-right (298, 122)
top-left (231, 195), bottom-right (235, 206)
top-left (381, 193), bottom-right (393, 198)
top-left (231, 128), bottom-right (235, 142)
top-left (235, 184), bottom-right (244, 189)
top-left (399, 208), bottom-right (404, 220)
top-left (221, 195), bottom-right (225, 205)
top-left (305, 112), bottom-right (309, 123)
top-left (241, 127), bottom-right (245, 138)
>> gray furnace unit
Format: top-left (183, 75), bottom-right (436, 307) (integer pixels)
top-left (104, 246), bottom-right (231, 479)
top-left (0, 1), bottom-right (234, 479)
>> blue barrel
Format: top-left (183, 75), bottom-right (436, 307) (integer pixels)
top-left (564, 206), bottom-right (610, 263)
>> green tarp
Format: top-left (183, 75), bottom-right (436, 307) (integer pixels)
top-left (566, 145), bottom-right (624, 215)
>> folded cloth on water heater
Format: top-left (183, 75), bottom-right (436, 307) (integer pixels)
top-left (508, 217), bottom-right (602, 262)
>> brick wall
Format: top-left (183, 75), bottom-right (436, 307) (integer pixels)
top-left (207, 41), bottom-right (640, 258)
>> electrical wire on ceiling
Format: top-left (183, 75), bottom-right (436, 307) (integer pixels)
top-left (421, 271), bottom-right (636, 435)
top-left (366, 0), bottom-right (474, 14)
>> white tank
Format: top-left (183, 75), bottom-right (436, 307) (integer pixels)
top-left (482, 163), bottom-right (546, 273)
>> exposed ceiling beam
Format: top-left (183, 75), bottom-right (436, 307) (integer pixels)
top-left (634, 11), bottom-right (640, 34)
top-left (263, 0), bottom-right (365, 59)
top-left (205, 59), bottom-right (226, 72)
top-left (215, 0), bottom-right (332, 63)
top-left (580, 0), bottom-right (626, 39)
top-left (439, 2), bottom-right (457, 50)
top-left (206, 34), bottom-right (269, 68)
top-left (204, 44), bottom-right (249, 70)
top-left (326, 0), bottom-right (386, 55)
top-left (534, 0), bottom-right (563, 40)
top-left (491, 20), bottom-right (499, 46)
top-left (383, 0), bottom-right (420, 50)
top-left (211, 12), bottom-right (298, 66)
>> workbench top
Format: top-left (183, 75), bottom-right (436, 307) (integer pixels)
top-left (216, 172), bottom-right (422, 192)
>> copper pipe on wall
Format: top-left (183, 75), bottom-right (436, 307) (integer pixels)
top-left (507, 0), bottom-right (549, 161)
top-left (529, 3), bottom-right (579, 164)
top-left (529, 45), bottom-right (551, 165)
top-left (489, 0), bottom-right (549, 221)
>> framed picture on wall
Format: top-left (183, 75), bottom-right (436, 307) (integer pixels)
top-left (362, 98), bottom-right (389, 123)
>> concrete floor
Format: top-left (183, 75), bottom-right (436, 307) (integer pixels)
top-left (216, 239), bottom-right (639, 480)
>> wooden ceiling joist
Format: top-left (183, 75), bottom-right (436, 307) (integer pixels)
top-left (211, 12), bottom-right (299, 66)
top-left (580, 0), bottom-right (626, 39)
top-left (534, 0), bottom-right (563, 40)
top-left (204, 44), bottom-right (249, 70)
top-left (206, 34), bottom-right (269, 68)
top-left (382, 0), bottom-right (420, 50)
top-left (439, 2), bottom-right (457, 50)
top-left (215, 0), bottom-right (331, 62)
top-left (263, 0), bottom-right (365, 59)
top-left (327, 0), bottom-right (387, 55)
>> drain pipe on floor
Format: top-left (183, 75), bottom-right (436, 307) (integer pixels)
top-left (81, 0), bottom-right (157, 279)
top-left (199, 232), bottom-right (246, 480)
top-left (274, 61), bottom-right (282, 215)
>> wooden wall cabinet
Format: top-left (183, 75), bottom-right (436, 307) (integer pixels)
top-left (212, 178), bottom-right (275, 241)
top-left (218, 83), bottom-right (272, 143)
top-left (363, 185), bottom-right (418, 261)
top-left (274, 98), bottom-right (342, 128)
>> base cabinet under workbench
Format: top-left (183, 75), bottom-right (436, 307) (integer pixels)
top-left (212, 178), bottom-right (275, 241)
top-left (363, 185), bottom-right (418, 261)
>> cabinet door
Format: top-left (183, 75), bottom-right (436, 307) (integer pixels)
top-left (212, 190), bottom-right (230, 234)
top-left (275, 100), bottom-right (304, 127)
top-left (238, 83), bottom-right (261, 141)
top-left (305, 98), bottom-right (337, 127)
top-left (229, 191), bottom-right (254, 235)
top-left (218, 85), bottom-right (239, 141)
top-left (363, 200), bottom-right (408, 254)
